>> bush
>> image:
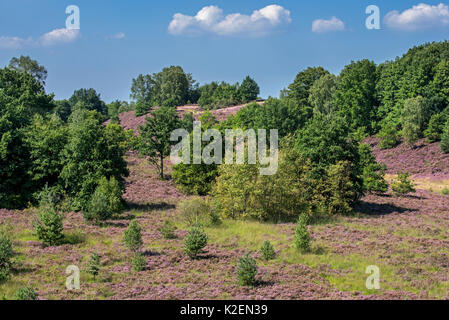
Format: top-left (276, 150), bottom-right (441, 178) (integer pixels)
top-left (178, 197), bottom-right (213, 227)
top-left (425, 112), bottom-right (447, 142)
top-left (441, 188), bottom-right (449, 196)
top-left (378, 123), bottom-right (401, 149)
top-left (441, 121), bottom-right (449, 153)
top-left (84, 176), bottom-right (123, 224)
top-left (87, 253), bottom-right (100, 280)
top-left (391, 172), bottom-right (416, 196)
top-left (261, 241), bottom-right (276, 261)
top-left (184, 226), bottom-right (208, 259)
top-left (237, 252), bottom-right (257, 287)
top-left (123, 220), bottom-right (143, 252)
top-left (0, 233), bottom-right (13, 282)
top-left (14, 286), bottom-right (38, 300)
top-left (159, 220), bottom-right (177, 239)
top-left (35, 201), bottom-right (64, 247)
top-left (132, 252), bottom-right (146, 272)
top-left (294, 214), bottom-right (311, 253)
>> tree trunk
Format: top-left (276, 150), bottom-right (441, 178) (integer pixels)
top-left (160, 154), bottom-right (164, 180)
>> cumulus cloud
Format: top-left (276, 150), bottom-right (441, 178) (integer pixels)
top-left (312, 16), bottom-right (345, 33)
top-left (39, 28), bottom-right (80, 46)
top-left (168, 5), bottom-right (292, 37)
top-left (0, 28), bottom-right (80, 50)
top-left (385, 3), bottom-right (449, 30)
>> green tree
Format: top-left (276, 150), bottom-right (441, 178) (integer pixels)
top-left (87, 253), bottom-right (100, 280)
top-left (391, 172), bottom-right (416, 196)
top-left (286, 67), bottom-right (329, 120)
top-left (24, 114), bottom-right (68, 197)
top-left (441, 121), bottom-right (449, 153)
top-left (69, 88), bottom-right (107, 116)
top-left (123, 220), bottom-right (143, 252)
top-left (358, 144), bottom-right (388, 193)
top-left (35, 197), bottom-right (64, 247)
top-left (308, 73), bottom-right (337, 116)
top-left (237, 253), bottom-right (257, 286)
top-left (0, 67), bottom-right (53, 208)
top-left (130, 74), bottom-right (154, 116)
top-left (294, 213), bottom-right (310, 253)
top-left (52, 100), bottom-right (72, 122)
top-left (238, 76), bottom-right (260, 102)
top-left (401, 96), bottom-right (428, 146)
top-left (425, 112), bottom-right (448, 142)
top-left (61, 109), bottom-right (129, 210)
top-left (261, 241), bottom-right (276, 261)
top-left (184, 226), bottom-right (208, 259)
top-left (9, 55), bottom-right (47, 86)
top-left (334, 59), bottom-right (378, 133)
top-left (136, 107), bottom-right (181, 179)
top-left (132, 252), bottom-right (146, 272)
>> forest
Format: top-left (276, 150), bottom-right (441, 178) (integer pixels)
top-left (1, 41), bottom-right (449, 300)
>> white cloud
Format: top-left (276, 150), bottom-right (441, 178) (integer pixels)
top-left (168, 5), bottom-right (292, 37)
top-left (0, 28), bottom-right (80, 50)
top-left (107, 32), bottom-right (125, 40)
top-left (312, 16), bottom-right (345, 33)
top-left (0, 36), bottom-right (33, 49)
top-left (385, 3), bottom-right (449, 30)
top-left (39, 28), bottom-right (80, 46)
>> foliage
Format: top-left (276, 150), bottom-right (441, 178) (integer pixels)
top-left (35, 192), bottom-right (64, 246)
top-left (136, 106), bottom-right (181, 179)
top-left (308, 73), bottom-right (337, 116)
top-left (24, 114), bottom-right (68, 197)
top-left (0, 67), bottom-right (53, 208)
top-left (131, 66), bottom-right (196, 108)
top-left (286, 67), bottom-right (329, 120)
top-left (425, 112), bottom-right (448, 142)
top-left (358, 144), bottom-right (388, 193)
top-left (14, 286), bottom-right (38, 300)
top-left (52, 100), bottom-right (72, 122)
top-left (294, 213), bottom-right (311, 253)
top-left (0, 232), bottom-right (13, 282)
top-left (184, 226), bottom-right (208, 259)
top-left (391, 172), bottom-right (416, 196)
top-left (9, 55), bottom-right (47, 86)
top-left (61, 109), bottom-right (129, 211)
top-left (178, 197), bottom-right (213, 227)
top-left (334, 59), bottom-right (378, 133)
top-left (69, 88), bottom-right (107, 116)
top-left (84, 176), bottom-right (123, 224)
top-left (123, 220), bottom-right (143, 252)
top-left (87, 253), bottom-right (100, 280)
top-left (159, 220), bottom-right (177, 239)
top-left (401, 96), bottom-right (428, 146)
top-left (238, 76), bottom-right (260, 102)
top-left (132, 252), bottom-right (146, 272)
top-left (441, 121), bottom-right (449, 153)
top-left (237, 252), bottom-right (257, 286)
top-left (377, 122), bottom-right (402, 149)
top-left (261, 240), bottom-right (276, 261)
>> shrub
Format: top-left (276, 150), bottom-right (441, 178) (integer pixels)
top-left (237, 253), bottom-right (257, 286)
top-left (132, 252), bottom-right (146, 272)
top-left (391, 172), bottom-right (416, 196)
top-left (261, 241), bottom-right (276, 261)
top-left (35, 201), bottom-right (64, 247)
top-left (159, 220), bottom-right (177, 239)
top-left (441, 121), bottom-right (449, 153)
top-left (178, 197), bottom-right (213, 227)
top-left (425, 112), bottom-right (447, 142)
top-left (294, 214), bottom-right (311, 253)
top-left (184, 226), bottom-right (208, 259)
top-left (123, 220), bottom-right (143, 252)
top-left (378, 123), bottom-right (401, 149)
top-left (87, 253), bottom-right (100, 280)
top-left (14, 286), bottom-right (38, 300)
top-left (441, 188), bottom-right (449, 196)
top-left (0, 233), bottom-right (13, 282)
top-left (84, 176), bottom-right (123, 224)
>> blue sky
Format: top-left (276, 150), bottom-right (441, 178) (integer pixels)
top-left (1, 0), bottom-right (449, 102)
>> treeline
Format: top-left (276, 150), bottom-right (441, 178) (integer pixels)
top-left (130, 67), bottom-right (260, 115)
top-left (0, 56), bottom-right (131, 211)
